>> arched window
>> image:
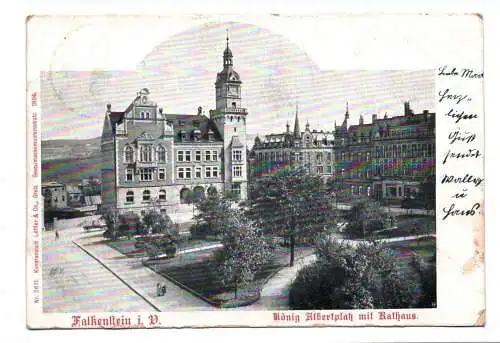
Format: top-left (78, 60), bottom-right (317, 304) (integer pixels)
top-left (143, 190), bottom-right (151, 202)
top-left (157, 145), bottom-right (166, 163)
top-left (180, 188), bottom-right (191, 204)
top-left (126, 191), bottom-right (134, 203)
top-left (124, 146), bottom-right (134, 162)
top-left (159, 189), bottom-right (166, 201)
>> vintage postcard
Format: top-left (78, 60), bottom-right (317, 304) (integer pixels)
top-left (26, 14), bottom-right (484, 328)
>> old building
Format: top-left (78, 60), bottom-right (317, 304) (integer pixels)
top-left (251, 105), bottom-right (335, 179)
top-left (334, 102), bottom-right (435, 202)
top-left (42, 181), bottom-right (68, 209)
top-left (101, 36), bottom-right (248, 217)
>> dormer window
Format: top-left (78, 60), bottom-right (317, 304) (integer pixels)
top-left (193, 130), bottom-right (201, 141)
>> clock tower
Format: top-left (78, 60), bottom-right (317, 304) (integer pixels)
top-left (210, 33), bottom-right (248, 200)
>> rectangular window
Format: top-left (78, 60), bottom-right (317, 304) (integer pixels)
top-left (195, 166), bottom-right (202, 178)
top-left (212, 166), bottom-right (219, 178)
top-left (177, 167), bottom-right (191, 179)
top-left (233, 165), bottom-right (242, 177)
top-left (212, 150), bottom-right (218, 161)
top-left (327, 165), bottom-right (332, 174)
top-left (158, 168), bottom-right (166, 180)
top-left (316, 153), bottom-right (323, 161)
top-left (139, 168), bottom-right (153, 181)
top-left (126, 168), bottom-right (133, 182)
top-left (317, 165), bottom-right (324, 174)
top-left (195, 150), bottom-right (201, 162)
top-left (205, 150), bottom-right (211, 161)
top-left (205, 166), bottom-right (212, 178)
top-left (177, 151), bottom-right (184, 162)
top-left (232, 150), bottom-right (242, 162)
top-left (327, 152), bottom-right (332, 161)
top-left (185, 151), bottom-right (191, 162)
top-left (231, 183), bottom-right (241, 196)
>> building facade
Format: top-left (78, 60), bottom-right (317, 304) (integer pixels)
top-left (42, 182), bottom-right (68, 209)
top-left (250, 106), bottom-right (335, 179)
top-left (334, 102), bottom-right (435, 202)
top-left (101, 37), bottom-right (248, 216)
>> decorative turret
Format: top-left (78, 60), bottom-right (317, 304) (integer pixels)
top-left (293, 102), bottom-right (301, 138)
top-left (342, 101), bottom-right (349, 126)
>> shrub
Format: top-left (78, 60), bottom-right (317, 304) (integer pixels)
top-left (289, 240), bottom-right (424, 310)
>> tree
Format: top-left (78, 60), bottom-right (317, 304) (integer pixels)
top-left (289, 239), bottom-right (421, 310)
top-left (248, 166), bottom-right (334, 266)
top-left (420, 176), bottom-right (436, 214)
top-left (141, 210), bottom-right (174, 235)
top-left (102, 206), bottom-right (119, 240)
top-left (345, 199), bottom-right (386, 238)
top-left (216, 219), bottom-right (273, 298)
top-left (192, 193), bottom-right (237, 238)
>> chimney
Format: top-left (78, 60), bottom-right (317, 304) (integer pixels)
top-left (197, 106), bottom-right (202, 115)
top-left (372, 114), bottom-right (377, 123)
top-left (359, 115), bottom-right (364, 125)
top-left (404, 101), bottom-right (414, 116)
top-left (106, 104), bottom-right (111, 112)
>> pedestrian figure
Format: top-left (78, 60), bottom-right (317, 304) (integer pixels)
top-left (156, 283), bottom-right (161, 297)
top-left (161, 284), bottom-right (166, 296)
top-left (55, 230), bottom-right (59, 240)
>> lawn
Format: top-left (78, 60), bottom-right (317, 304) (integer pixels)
top-left (383, 236), bottom-right (436, 279)
top-left (106, 236), bottom-right (220, 258)
top-left (146, 244), bottom-right (314, 307)
top-left (373, 215), bottom-right (436, 239)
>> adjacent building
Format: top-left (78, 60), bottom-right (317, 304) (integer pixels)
top-left (250, 105), bottom-right (335, 179)
top-left (101, 36), bottom-right (249, 216)
top-left (42, 181), bottom-right (68, 209)
top-left (334, 102), bottom-right (435, 202)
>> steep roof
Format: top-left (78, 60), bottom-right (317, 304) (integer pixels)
top-left (164, 114), bottom-right (223, 142)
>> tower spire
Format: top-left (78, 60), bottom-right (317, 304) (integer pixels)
top-left (293, 101), bottom-right (301, 138)
top-left (226, 28), bottom-right (229, 49)
top-left (343, 101), bottom-right (349, 127)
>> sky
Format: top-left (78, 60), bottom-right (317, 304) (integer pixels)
top-left (32, 15), bottom-right (467, 142)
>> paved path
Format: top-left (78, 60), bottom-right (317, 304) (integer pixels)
top-left (230, 233), bottom-right (435, 311)
top-left (76, 235), bottom-right (212, 311)
top-left (43, 219), bottom-right (155, 313)
top-left (230, 254), bottom-right (317, 311)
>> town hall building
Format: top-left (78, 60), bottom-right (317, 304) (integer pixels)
top-left (100, 36), bottom-right (248, 217)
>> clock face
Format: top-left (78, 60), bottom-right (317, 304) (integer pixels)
top-left (228, 86), bottom-right (238, 96)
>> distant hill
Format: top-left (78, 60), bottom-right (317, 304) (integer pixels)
top-left (41, 137), bottom-right (101, 161)
top-left (41, 134), bottom-right (257, 184)
top-left (41, 137), bottom-right (101, 184)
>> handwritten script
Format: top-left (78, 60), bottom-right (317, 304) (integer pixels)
top-left (438, 66), bottom-right (483, 221)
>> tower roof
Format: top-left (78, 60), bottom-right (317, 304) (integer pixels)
top-left (224, 30), bottom-right (233, 58)
top-left (216, 29), bottom-right (241, 84)
top-left (293, 102), bottom-right (301, 138)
